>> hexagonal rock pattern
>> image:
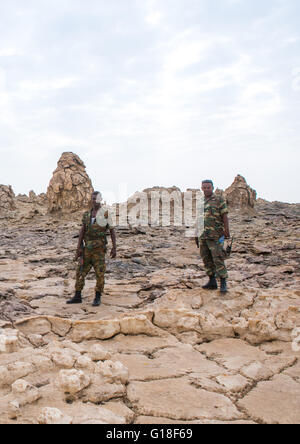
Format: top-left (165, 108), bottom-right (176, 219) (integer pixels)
top-left (238, 374), bottom-right (300, 424)
top-left (113, 344), bottom-right (223, 382)
top-left (127, 377), bottom-right (243, 421)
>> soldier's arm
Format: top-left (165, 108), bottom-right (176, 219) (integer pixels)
top-left (222, 213), bottom-right (230, 239)
top-left (110, 228), bottom-right (117, 258)
top-left (75, 225), bottom-right (86, 260)
top-left (219, 197), bottom-right (230, 239)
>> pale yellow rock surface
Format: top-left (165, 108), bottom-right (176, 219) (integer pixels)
top-left (127, 377), bottom-right (243, 421)
top-left (38, 407), bottom-right (73, 425)
top-left (238, 375), bottom-right (300, 424)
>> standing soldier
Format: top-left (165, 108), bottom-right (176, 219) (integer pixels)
top-left (195, 180), bottom-right (230, 293)
top-left (67, 191), bottom-right (117, 307)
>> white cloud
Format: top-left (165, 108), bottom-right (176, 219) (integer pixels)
top-left (19, 77), bottom-right (79, 92)
top-left (145, 0), bottom-right (164, 26)
top-left (0, 48), bottom-right (22, 57)
top-left (283, 36), bottom-right (299, 44)
top-left (146, 10), bottom-right (163, 26)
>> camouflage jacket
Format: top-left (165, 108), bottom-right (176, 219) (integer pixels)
top-left (82, 210), bottom-right (111, 250)
top-left (200, 194), bottom-right (228, 240)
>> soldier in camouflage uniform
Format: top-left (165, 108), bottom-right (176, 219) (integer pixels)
top-left (67, 191), bottom-right (117, 307)
top-left (195, 180), bottom-right (230, 293)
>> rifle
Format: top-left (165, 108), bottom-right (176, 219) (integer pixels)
top-left (78, 240), bottom-right (85, 273)
top-left (224, 237), bottom-right (234, 258)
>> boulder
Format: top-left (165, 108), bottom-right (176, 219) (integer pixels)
top-left (38, 407), bottom-right (72, 425)
top-left (47, 152), bottom-right (94, 213)
top-left (224, 175), bottom-right (257, 209)
top-left (0, 185), bottom-right (16, 212)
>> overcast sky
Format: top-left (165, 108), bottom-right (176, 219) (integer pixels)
top-left (0, 0), bottom-right (299, 203)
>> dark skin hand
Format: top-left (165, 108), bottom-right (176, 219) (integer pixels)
top-left (195, 183), bottom-right (230, 248)
top-left (75, 192), bottom-right (117, 260)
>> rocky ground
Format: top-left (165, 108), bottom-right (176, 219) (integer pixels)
top-left (0, 197), bottom-right (299, 424)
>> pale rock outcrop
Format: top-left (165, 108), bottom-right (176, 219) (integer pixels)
top-left (232, 317), bottom-right (278, 344)
top-left (238, 374), bottom-right (300, 424)
top-left (0, 381), bottom-right (40, 420)
top-left (57, 369), bottom-right (91, 394)
top-left (104, 401), bottom-right (135, 423)
top-left (0, 362), bottom-right (35, 388)
top-left (11, 379), bottom-right (30, 394)
top-left (81, 378), bottom-right (126, 404)
top-left (114, 343), bottom-right (223, 382)
top-left (15, 317), bottom-right (52, 336)
top-left (47, 152), bottom-right (94, 213)
top-left (0, 328), bottom-right (20, 353)
top-left (38, 407), bottom-right (73, 425)
top-left (80, 361), bottom-right (129, 404)
top-left (87, 344), bottom-right (111, 361)
top-left (73, 406), bottom-right (126, 425)
top-left (51, 348), bottom-right (80, 369)
top-left (127, 377), bottom-right (243, 421)
top-left (96, 360), bottom-right (129, 385)
top-left (70, 319), bottom-right (121, 343)
top-left (75, 355), bottom-right (94, 371)
top-left (10, 381), bottom-right (40, 406)
top-left (215, 374), bottom-right (250, 393)
top-left (119, 314), bottom-right (165, 337)
top-left (16, 191), bottom-right (47, 206)
top-left (153, 308), bottom-right (234, 341)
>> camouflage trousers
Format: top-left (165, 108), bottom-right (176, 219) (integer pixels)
top-left (75, 247), bottom-right (106, 293)
top-left (200, 239), bottom-right (228, 279)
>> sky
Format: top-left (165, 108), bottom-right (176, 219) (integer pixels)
top-left (0, 0), bottom-right (299, 204)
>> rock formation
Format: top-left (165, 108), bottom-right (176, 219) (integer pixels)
top-left (0, 185), bottom-right (16, 212)
top-left (16, 191), bottom-right (47, 206)
top-left (224, 175), bottom-right (257, 209)
top-left (121, 176), bottom-right (257, 229)
top-left (46, 152), bottom-right (94, 213)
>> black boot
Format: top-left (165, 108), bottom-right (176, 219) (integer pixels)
top-left (202, 276), bottom-right (218, 290)
top-left (220, 278), bottom-right (227, 294)
top-left (92, 292), bottom-right (102, 307)
top-left (67, 291), bottom-right (82, 304)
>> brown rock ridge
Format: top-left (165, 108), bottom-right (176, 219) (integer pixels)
top-left (46, 152), bottom-right (94, 214)
top-left (0, 185), bottom-right (16, 212)
top-left (224, 174), bottom-right (257, 209)
top-left (16, 191), bottom-right (47, 206)
top-left (119, 176), bottom-right (257, 228)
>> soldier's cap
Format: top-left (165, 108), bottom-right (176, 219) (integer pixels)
top-left (202, 180), bottom-right (214, 187)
